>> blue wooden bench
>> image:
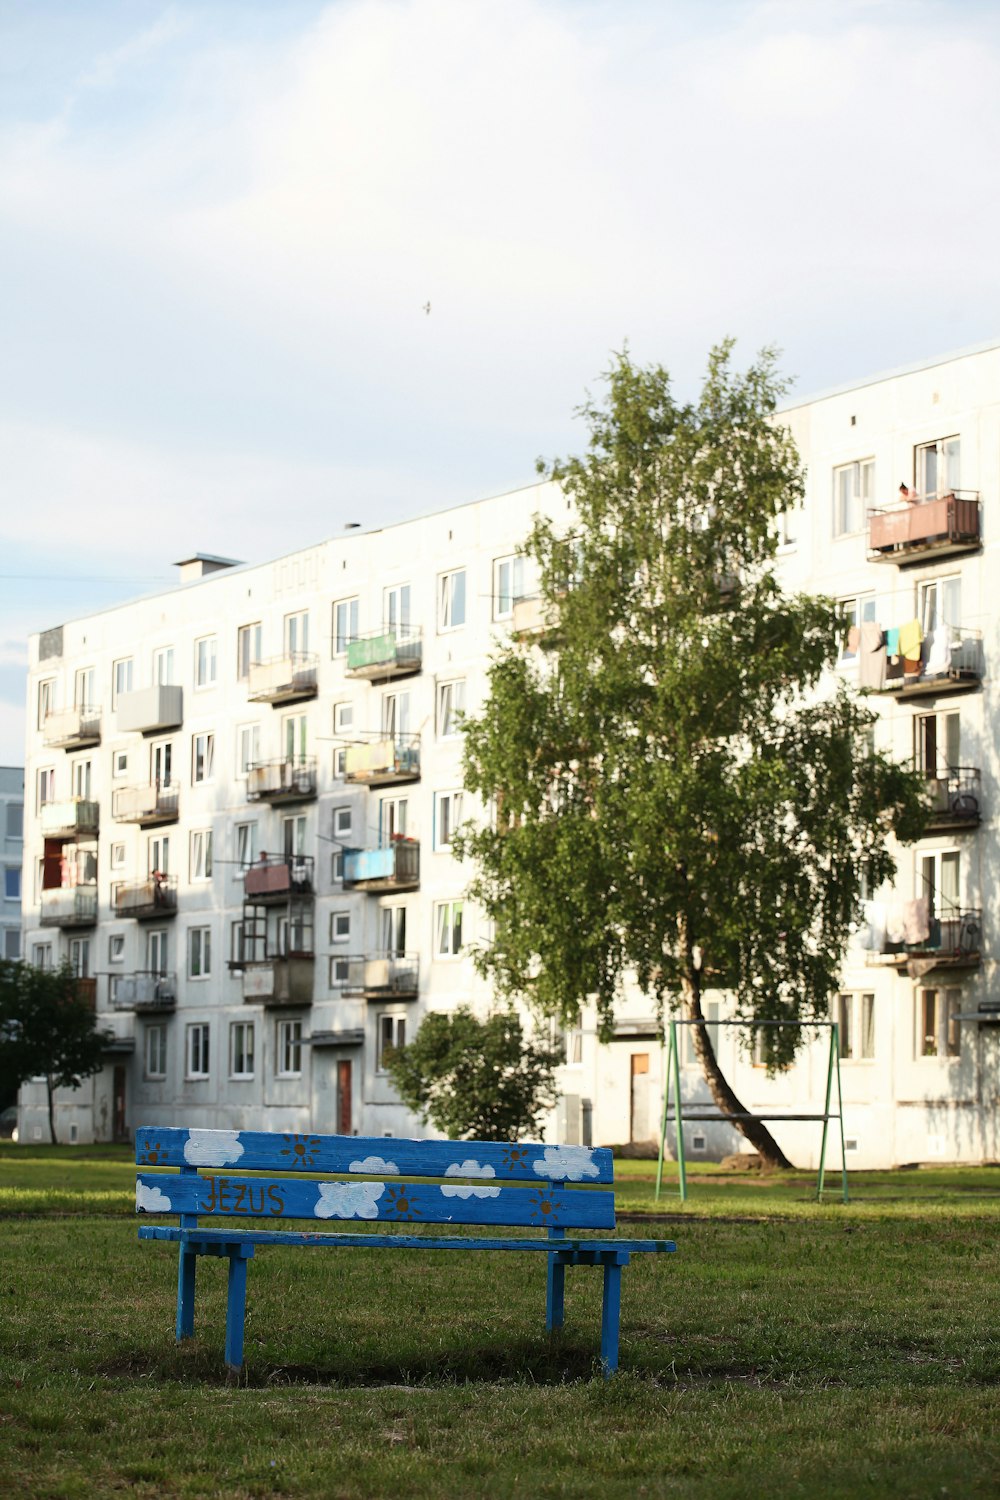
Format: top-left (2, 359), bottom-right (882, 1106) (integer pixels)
top-left (136, 1126), bottom-right (675, 1376)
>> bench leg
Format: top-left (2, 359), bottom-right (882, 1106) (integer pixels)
top-left (600, 1260), bottom-right (622, 1378)
top-left (546, 1254), bottom-right (566, 1332)
top-left (225, 1250), bottom-right (250, 1370)
top-left (176, 1244), bottom-right (197, 1342)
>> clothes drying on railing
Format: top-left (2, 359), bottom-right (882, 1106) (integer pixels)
top-left (859, 898), bottom-right (930, 950)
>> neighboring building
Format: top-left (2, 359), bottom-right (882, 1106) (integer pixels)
top-left (1, 766), bottom-right (24, 964)
top-left (16, 342), bottom-right (1000, 1163)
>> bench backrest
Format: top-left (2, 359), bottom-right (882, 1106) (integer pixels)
top-left (136, 1127), bottom-right (616, 1232)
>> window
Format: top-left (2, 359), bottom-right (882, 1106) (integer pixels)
top-left (919, 576), bottom-right (961, 635)
top-left (334, 702), bottom-right (354, 734)
top-left (919, 988), bottom-right (962, 1058)
top-left (190, 830), bottom-right (213, 882)
top-left (110, 842), bottom-right (126, 870)
top-left (832, 459), bottom-right (874, 537)
top-left (5, 868), bottom-right (21, 901)
top-left (779, 504), bottom-right (797, 548)
top-left (6, 803), bottom-right (22, 839)
top-left (108, 934), bottom-right (125, 964)
top-left (145, 1025), bottom-right (167, 1080)
top-left (384, 583), bottom-right (410, 635)
top-left (151, 740), bottom-right (173, 788)
top-left (72, 758), bottom-right (92, 799)
top-left (189, 926), bottom-right (212, 979)
top-left (4, 929), bottom-right (20, 959)
top-left (378, 1014), bottom-right (406, 1069)
top-left (37, 768), bottom-right (54, 809)
top-left (916, 437), bottom-right (960, 498)
top-left (437, 678), bottom-right (466, 738)
top-left (32, 942), bottom-right (53, 970)
top-left (333, 806), bottom-right (352, 839)
top-left (231, 919), bottom-right (249, 965)
top-left (237, 623), bottom-right (262, 680)
top-left (382, 690), bottom-right (411, 738)
top-left (112, 657), bottom-right (133, 707)
top-left (112, 750), bottom-right (128, 779)
top-left (235, 822), bottom-right (258, 873)
top-left (839, 594), bottom-right (876, 662)
top-left (438, 569), bottom-right (466, 630)
top-left (330, 911), bottom-right (350, 943)
top-left (915, 711), bottom-right (960, 778)
top-left (920, 849), bottom-right (961, 925)
top-left (836, 993), bottom-right (875, 1060)
top-left (381, 905), bottom-right (406, 956)
top-left (283, 814), bottom-right (307, 857)
top-left (230, 1021), bottom-right (255, 1080)
top-left (74, 667), bottom-right (95, 709)
top-left (69, 938), bottom-right (90, 978)
top-left (284, 611), bottom-right (309, 656)
top-left (37, 678), bottom-right (55, 729)
top-left (378, 796), bottom-right (407, 842)
top-left (283, 713), bottom-right (307, 761)
top-left (147, 929), bottom-right (168, 975)
top-left (329, 955), bottom-right (351, 988)
top-left (493, 554), bottom-right (525, 619)
top-left (333, 598), bottom-right (359, 655)
top-left (192, 733), bottom-right (215, 784)
top-left (334, 747), bottom-right (348, 779)
top-left (195, 636), bottom-right (218, 688)
top-left (153, 647), bottom-right (174, 685)
top-left (331, 850), bottom-right (344, 884)
top-left (148, 834), bottom-right (170, 876)
top-left (277, 1019), bottom-right (303, 1077)
top-left (237, 724), bottom-right (260, 777)
top-left (186, 1023), bottom-right (210, 1079)
top-left (435, 900), bottom-right (464, 957)
top-left (435, 791), bottom-right (463, 849)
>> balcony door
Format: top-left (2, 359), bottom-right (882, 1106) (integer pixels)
top-left (919, 577), bottom-right (960, 635)
top-left (382, 691), bottom-right (410, 740)
top-left (920, 850), bottom-right (960, 925)
top-left (74, 667), bottom-right (94, 709)
top-left (283, 713), bottom-right (307, 763)
top-left (915, 711), bottom-right (960, 779)
top-left (149, 834), bottom-right (170, 877)
top-left (147, 929), bottom-right (168, 976)
top-left (381, 905), bottom-right (406, 956)
top-left (384, 583), bottom-right (410, 637)
top-left (380, 796), bottom-right (408, 842)
top-left (151, 740), bottom-right (173, 789)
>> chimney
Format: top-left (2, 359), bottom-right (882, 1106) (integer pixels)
top-left (173, 553), bottom-right (243, 583)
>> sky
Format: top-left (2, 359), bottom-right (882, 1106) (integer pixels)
top-left (2, 0), bottom-right (1000, 762)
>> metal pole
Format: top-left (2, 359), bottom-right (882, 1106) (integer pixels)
top-left (655, 1026), bottom-right (673, 1202)
top-left (836, 1027), bottom-right (849, 1204)
top-left (671, 1019), bottom-right (687, 1203)
top-left (817, 1023), bottom-right (837, 1200)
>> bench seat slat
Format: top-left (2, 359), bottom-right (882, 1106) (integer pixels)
top-left (135, 1127), bottom-right (613, 1184)
top-left (136, 1172), bottom-right (616, 1230)
top-left (139, 1225), bottom-right (676, 1255)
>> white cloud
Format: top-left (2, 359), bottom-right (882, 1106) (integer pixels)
top-left (315, 1181), bottom-right (385, 1219)
top-left (440, 1184), bottom-right (502, 1200)
top-left (183, 1129), bottom-right (244, 1167)
top-left (533, 1146), bottom-right (600, 1181)
top-left (349, 1155), bottom-right (398, 1175)
top-left (136, 1181), bottom-right (172, 1213)
top-left (444, 1160), bottom-right (496, 1179)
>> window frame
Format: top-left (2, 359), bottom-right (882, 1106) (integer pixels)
top-left (188, 925), bottom-right (212, 980)
top-left (185, 1022), bottom-right (210, 1080)
top-left (145, 1024), bottom-right (167, 1081)
top-left (192, 732), bottom-right (215, 785)
top-left (190, 829), bottom-right (214, 883)
top-left (436, 678), bottom-right (467, 739)
top-left (917, 987), bottom-right (962, 1060)
top-left (438, 568), bottom-right (467, 631)
top-left (237, 622), bottom-right (263, 681)
top-left (434, 899), bottom-right (464, 959)
top-left (333, 597), bottom-right (360, 656)
top-left (836, 992), bottom-right (875, 1061)
top-left (194, 635), bottom-right (218, 690)
top-left (276, 1018), bottom-right (303, 1078)
top-left (230, 1020), bottom-right (256, 1080)
top-left (435, 790), bottom-right (464, 850)
top-left (832, 458), bottom-right (875, 539)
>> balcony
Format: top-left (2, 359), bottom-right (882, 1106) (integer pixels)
top-left (111, 971), bottom-right (177, 1012)
top-left (341, 952), bottom-right (419, 999)
top-left (40, 798), bottom-right (99, 839)
top-left (870, 626), bottom-right (983, 699)
top-left (246, 653), bottom-right (318, 705)
top-left (241, 956), bottom-right (314, 1008)
top-left (244, 854), bottom-right (314, 902)
top-left (345, 627), bottom-right (422, 682)
top-left (343, 838), bottom-right (420, 892)
top-left (117, 684), bottom-right (183, 735)
top-left (42, 706), bottom-right (101, 749)
top-left (246, 757), bottom-right (317, 804)
top-left (344, 735), bottom-right (420, 787)
top-left (923, 768), bottom-right (982, 832)
top-left (76, 977), bottom-right (97, 1009)
top-left (113, 876), bottom-right (178, 920)
top-left (112, 781), bottom-right (179, 826)
top-left (868, 491), bottom-right (981, 566)
top-left (511, 595), bottom-right (560, 645)
top-left (864, 903), bottom-right (982, 973)
top-left (39, 886), bottom-right (97, 928)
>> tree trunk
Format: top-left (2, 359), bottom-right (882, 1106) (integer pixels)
top-left (46, 1075), bottom-right (58, 1145)
top-left (682, 974), bottom-right (794, 1171)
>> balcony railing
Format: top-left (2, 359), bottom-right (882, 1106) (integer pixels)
top-left (43, 706), bottom-right (102, 749)
top-left (863, 901), bottom-right (982, 971)
top-left (345, 626), bottom-right (422, 681)
top-left (923, 767), bottom-right (982, 831)
top-left (116, 685), bottom-right (183, 735)
top-left (340, 952), bottom-right (419, 999)
top-left (511, 595), bottom-right (561, 646)
top-left (246, 653), bottom-right (318, 704)
top-left (868, 625), bottom-right (983, 698)
top-left (246, 757), bottom-right (317, 803)
top-left (343, 838), bottom-right (420, 892)
top-left (113, 876), bottom-right (178, 920)
top-left (111, 971), bottom-right (177, 1012)
top-left (40, 798), bottom-right (99, 839)
top-left (868, 491), bottom-right (981, 565)
top-left (111, 781), bottom-right (179, 826)
top-left (39, 886), bottom-right (98, 928)
top-left (344, 735), bottom-right (421, 786)
top-left (241, 956), bottom-right (314, 1008)
top-left (244, 854), bottom-right (314, 901)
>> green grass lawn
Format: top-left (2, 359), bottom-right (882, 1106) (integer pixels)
top-left (1, 1144), bottom-right (999, 1498)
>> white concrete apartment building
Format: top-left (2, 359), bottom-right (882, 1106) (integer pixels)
top-left (1, 766), bottom-right (24, 963)
top-left (16, 340), bottom-right (1000, 1165)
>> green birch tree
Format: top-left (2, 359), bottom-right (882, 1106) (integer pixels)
top-left (0, 960), bottom-right (110, 1145)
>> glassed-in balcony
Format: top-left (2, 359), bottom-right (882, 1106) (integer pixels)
top-left (246, 653), bottom-right (318, 705)
top-left (243, 854), bottom-right (314, 902)
top-left (113, 876), bottom-right (178, 920)
top-left (343, 838), bottom-right (420, 892)
top-left (868, 491), bottom-right (981, 565)
top-left (241, 956), bottom-right (315, 1007)
top-left (345, 626), bottom-right (422, 681)
top-left (39, 886), bottom-right (98, 928)
top-left (344, 734), bottom-right (420, 787)
top-left (868, 625), bottom-right (983, 699)
top-left (340, 952), bottom-right (419, 999)
top-left (116, 685), bottom-right (183, 734)
top-left (923, 767), bottom-right (982, 832)
top-left (111, 971), bottom-right (177, 1012)
top-left (40, 798), bottom-right (99, 839)
top-left (246, 757), bottom-right (317, 804)
top-left (111, 781), bottom-right (179, 826)
top-left (43, 706), bottom-right (102, 749)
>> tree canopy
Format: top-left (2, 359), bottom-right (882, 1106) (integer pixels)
top-left (0, 960), bottom-right (111, 1144)
top-left (455, 344), bottom-right (927, 1166)
top-left (383, 1005), bottom-right (562, 1142)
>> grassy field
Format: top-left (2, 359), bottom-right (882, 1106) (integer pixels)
top-left (1, 1145), bottom-right (998, 1498)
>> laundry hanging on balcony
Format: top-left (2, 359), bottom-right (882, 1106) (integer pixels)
top-left (858, 620), bottom-right (885, 689)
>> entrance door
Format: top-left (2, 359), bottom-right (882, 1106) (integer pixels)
top-left (337, 1060), bottom-right (353, 1136)
top-left (630, 1053), bottom-right (650, 1143)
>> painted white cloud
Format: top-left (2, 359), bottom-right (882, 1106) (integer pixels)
top-left (183, 1129), bottom-right (244, 1167)
top-left (136, 1181), bottom-right (172, 1213)
top-left (533, 1146), bottom-right (599, 1181)
top-left (349, 1155), bottom-right (398, 1175)
top-left (315, 1181), bottom-right (385, 1220)
top-left (440, 1184), bottom-right (502, 1200)
top-left (444, 1159), bottom-right (496, 1179)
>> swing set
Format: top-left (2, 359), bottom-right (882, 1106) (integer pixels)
top-left (654, 1018), bottom-right (849, 1203)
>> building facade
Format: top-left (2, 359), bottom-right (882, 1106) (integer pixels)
top-left (1, 766), bottom-right (24, 965)
top-left (16, 342), bottom-right (1000, 1164)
